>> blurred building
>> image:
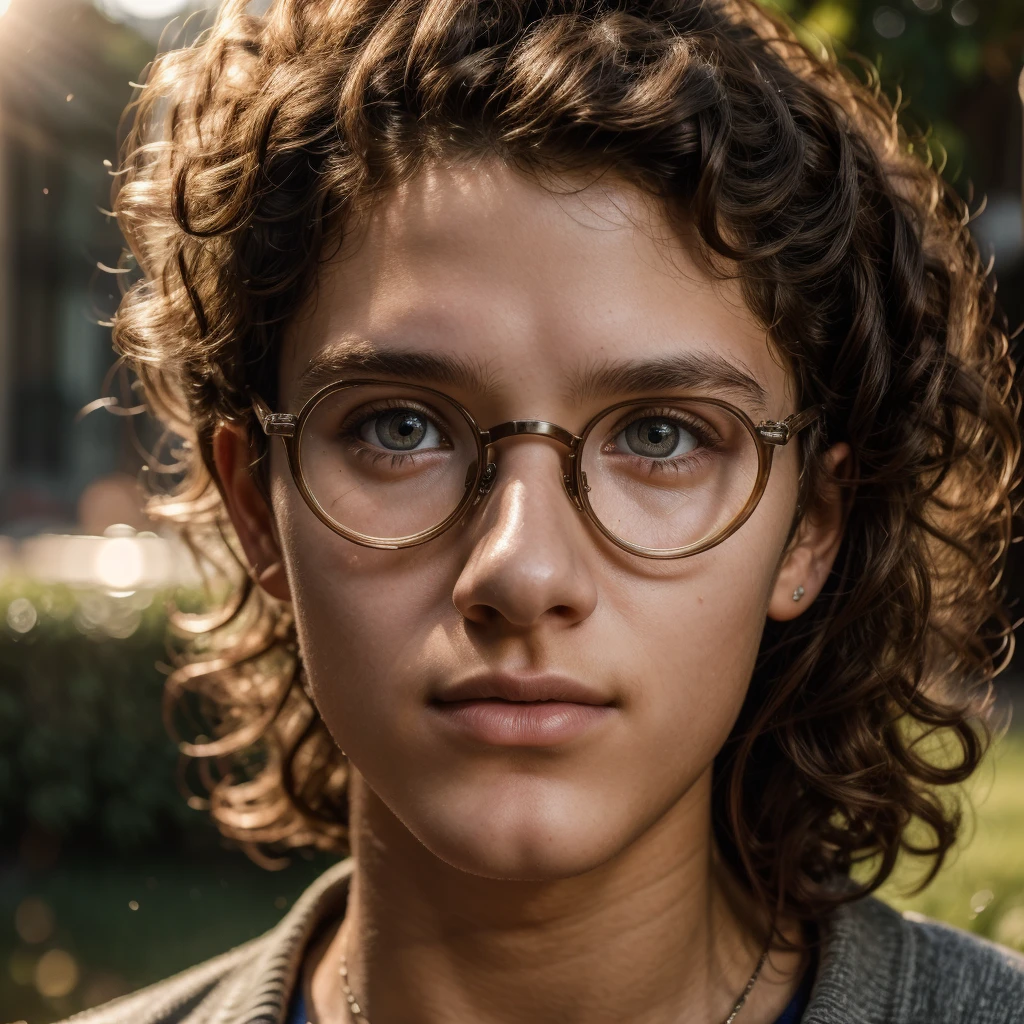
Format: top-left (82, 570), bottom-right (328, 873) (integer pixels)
top-left (0, 0), bottom-right (221, 539)
top-left (0, 0), bottom-right (151, 534)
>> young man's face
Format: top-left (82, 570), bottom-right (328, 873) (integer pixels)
top-left (219, 160), bottom-right (844, 881)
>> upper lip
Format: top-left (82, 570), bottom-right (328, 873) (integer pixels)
top-left (433, 673), bottom-right (614, 706)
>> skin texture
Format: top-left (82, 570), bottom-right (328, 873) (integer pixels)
top-left (213, 161), bottom-right (850, 1024)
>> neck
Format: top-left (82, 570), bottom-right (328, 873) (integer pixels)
top-left (306, 769), bottom-right (808, 1024)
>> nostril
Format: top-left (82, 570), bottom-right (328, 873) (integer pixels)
top-left (460, 601), bottom-right (502, 627)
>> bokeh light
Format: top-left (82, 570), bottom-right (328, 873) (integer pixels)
top-left (34, 949), bottom-right (79, 999)
top-left (93, 534), bottom-right (145, 592)
top-left (14, 898), bottom-right (54, 945)
top-left (997, 906), bottom-right (1024, 948)
top-left (950, 0), bottom-right (978, 26)
top-left (8, 949), bottom-right (36, 987)
top-left (971, 889), bottom-right (995, 913)
top-left (873, 5), bottom-right (907, 37)
top-left (6, 596), bottom-right (38, 634)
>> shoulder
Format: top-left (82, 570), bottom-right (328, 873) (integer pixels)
top-left (895, 904), bottom-right (1024, 1022)
top-left (808, 895), bottom-right (1024, 1024)
top-left (56, 935), bottom-right (268, 1024)
top-left (53, 858), bottom-right (355, 1024)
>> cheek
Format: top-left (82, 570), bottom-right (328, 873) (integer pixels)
top-left (608, 544), bottom-right (778, 773)
top-left (602, 465), bottom-right (797, 771)
top-left (277, 505), bottom-right (449, 706)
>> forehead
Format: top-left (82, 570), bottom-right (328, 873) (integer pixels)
top-left (280, 160), bottom-right (792, 413)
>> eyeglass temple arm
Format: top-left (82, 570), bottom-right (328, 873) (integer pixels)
top-left (755, 405), bottom-right (823, 446)
top-left (250, 393), bottom-right (297, 437)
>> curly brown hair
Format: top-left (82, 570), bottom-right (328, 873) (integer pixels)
top-left (110, 0), bottom-right (1020, 921)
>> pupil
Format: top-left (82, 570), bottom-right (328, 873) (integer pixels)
top-left (623, 417), bottom-right (682, 458)
top-left (376, 409), bottom-right (426, 449)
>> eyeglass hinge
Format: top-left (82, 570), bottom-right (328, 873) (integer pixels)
top-left (755, 420), bottom-right (791, 445)
top-left (263, 414), bottom-right (297, 437)
top-left (478, 462), bottom-right (497, 495)
top-left (562, 470), bottom-right (591, 511)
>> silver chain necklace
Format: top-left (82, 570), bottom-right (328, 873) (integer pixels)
top-left (337, 940), bottom-right (771, 1024)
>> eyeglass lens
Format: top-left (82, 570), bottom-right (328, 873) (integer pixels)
top-left (297, 384), bottom-right (761, 550)
top-left (579, 401), bottom-right (759, 551)
top-left (298, 384), bottom-right (480, 543)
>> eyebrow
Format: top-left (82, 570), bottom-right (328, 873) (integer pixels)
top-left (566, 352), bottom-right (769, 412)
top-left (290, 341), bottom-right (769, 415)
top-left (291, 341), bottom-right (496, 408)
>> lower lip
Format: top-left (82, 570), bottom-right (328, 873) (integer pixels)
top-left (429, 700), bottom-right (615, 746)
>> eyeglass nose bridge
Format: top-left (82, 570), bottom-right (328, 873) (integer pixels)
top-left (475, 419), bottom-right (586, 508)
top-left (483, 419), bottom-right (581, 448)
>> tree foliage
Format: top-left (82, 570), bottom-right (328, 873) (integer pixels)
top-left (763, 0), bottom-right (1024, 190)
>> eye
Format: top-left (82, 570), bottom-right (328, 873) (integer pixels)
top-left (615, 416), bottom-right (699, 459)
top-left (358, 408), bottom-right (445, 452)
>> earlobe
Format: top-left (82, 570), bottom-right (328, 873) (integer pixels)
top-left (767, 442), bottom-right (852, 623)
top-left (211, 422), bottom-right (292, 603)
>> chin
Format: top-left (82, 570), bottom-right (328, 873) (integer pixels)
top-left (396, 778), bottom-right (631, 882)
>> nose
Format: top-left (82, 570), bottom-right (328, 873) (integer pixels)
top-left (452, 441), bottom-right (599, 630)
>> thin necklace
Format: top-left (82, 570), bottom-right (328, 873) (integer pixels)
top-left (337, 939), bottom-right (772, 1024)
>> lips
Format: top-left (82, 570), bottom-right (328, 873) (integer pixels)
top-left (432, 673), bottom-right (614, 707)
top-left (428, 673), bottom-right (617, 747)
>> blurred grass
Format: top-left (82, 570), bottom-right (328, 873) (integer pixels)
top-left (0, 851), bottom-right (331, 1023)
top-left (878, 728), bottom-right (1024, 950)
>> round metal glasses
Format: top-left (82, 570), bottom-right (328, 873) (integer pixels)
top-left (251, 380), bottom-right (821, 559)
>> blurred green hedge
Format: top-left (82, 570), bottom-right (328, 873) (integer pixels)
top-left (0, 579), bottom-right (211, 854)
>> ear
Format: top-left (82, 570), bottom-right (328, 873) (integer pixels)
top-left (211, 422), bottom-right (291, 602)
top-left (767, 442), bottom-right (852, 622)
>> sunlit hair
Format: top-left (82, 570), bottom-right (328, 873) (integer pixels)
top-left (111, 0), bottom-right (1020, 919)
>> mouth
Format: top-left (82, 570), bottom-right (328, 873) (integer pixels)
top-left (428, 673), bottom-right (618, 747)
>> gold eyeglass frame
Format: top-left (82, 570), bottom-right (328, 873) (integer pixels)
top-left (251, 380), bottom-right (822, 559)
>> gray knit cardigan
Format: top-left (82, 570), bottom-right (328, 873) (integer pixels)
top-left (63, 858), bottom-right (1024, 1024)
